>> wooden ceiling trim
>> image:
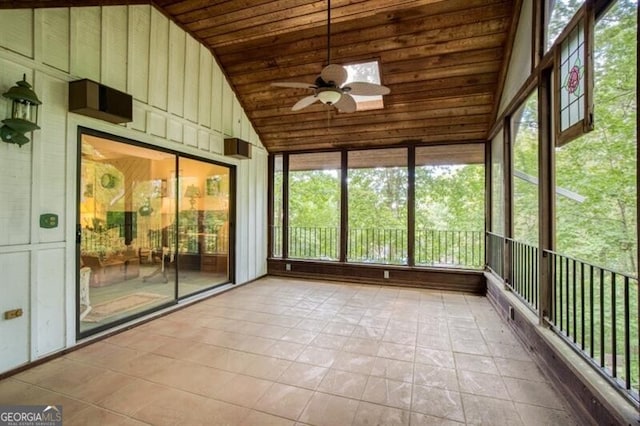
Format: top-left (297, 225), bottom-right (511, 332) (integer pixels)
top-left (267, 132), bottom-right (488, 152)
top-left (166, 0), bottom-right (275, 20)
top-left (259, 114), bottom-right (492, 140)
top-left (255, 106), bottom-right (494, 133)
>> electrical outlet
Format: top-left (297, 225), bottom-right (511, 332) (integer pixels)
top-left (384, 270), bottom-right (389, 279)
top-left (285, 263), bottom-right (291, 271)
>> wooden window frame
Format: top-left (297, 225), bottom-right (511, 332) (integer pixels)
top-left (552, 3), bottom-right (595, 146)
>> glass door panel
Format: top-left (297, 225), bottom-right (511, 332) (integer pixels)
top-left (79, 134), bottom-right (177, 335)
top-left (177, 157), bottom-right (231, 298)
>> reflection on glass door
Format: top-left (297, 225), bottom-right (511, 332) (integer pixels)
top-left (176, 157), bottom-right (231, 298)
top-left (78, 131), bottom-right (232, 336)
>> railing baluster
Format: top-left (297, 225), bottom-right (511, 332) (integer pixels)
top-left (600, 268), bottom-right (605, 368)
top-left (623, 275), bottom-right (630, 390)
top-left (580, 262), bottom-right (585, 350)
top-left (589, 264), bottom-right (594, 358)
top-left (611, 273), bottom-right (617, 378)
top-left (573, 258), bottom-right (577, 343)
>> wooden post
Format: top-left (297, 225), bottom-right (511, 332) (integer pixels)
top-left (503, 116), bottom-right (513, 285)
top-left (539, 67), bottom-right (555, 325)
top-left (282, 154), bottom-right (289, 260)
top-left (339, 150), bottom-right (348, 263)
top-left (408, 146), bottom-right (415, 267)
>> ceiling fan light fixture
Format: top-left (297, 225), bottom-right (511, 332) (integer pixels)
top-left (317, 89), bottom-right (342, 105)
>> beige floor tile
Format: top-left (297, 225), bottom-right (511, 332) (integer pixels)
top-left (415, 347), bottom-right (455, 369)
top-left (414, 364), bottom-right (459, 391)
top-left (281, 329), bottom-right (319, 345)
top-left (515, 402), bottom-right (578, 426)
top-left (211, 373), bottom-right (273, 407)
top-left (451, 338), bottom-right (491, 356)
top-left (361, 376), bottom-right (412, 410)
top-left (353, 325), bottom-right (386, 340)
top-left (343, 337), bottom-right (381, 356)
top-left (109, 352), bottom-right (175, 378)
top-left (503, 377), bottom-right (566, 409)
top-left (242, 354), bottom-right (292, 380)
top-left (277, 362), bottom-right (329, 390)
top-left (495, 358), bottom-right (548, 382)
top-left (266, 341), bottom-right (307, 361)
top-left (331, 352), bottom-right (377, 375)
top-left (296, 347), bottom-right (338, 368)
top-left (377, 342), bottom-right (415, 362)
top-left (370, 357), bottom-right (413, 383)
top-left (458, 369), bottom-right (509, 399)
top-left (296, 319), bottom-right (328, 332)
top-left (148, 359), bottom-right (236, 397)
top-left (352, 401), bottom-right (410, 426)
top-left (258, 324), bottom-right (291, 339)
top-left (254, 383), bottom-right (314, 420)
top-left (417, 333), bottom-right (452, 351)
top-left (461, 393), bottom-right (524, 425)
top-left (323, 322), bottom-right (357, 336)
top-left (299, 392), bottom-right (359, 426)
top-left (409, 412), bottom-right (464, 426)
top-left (240, 410), bottom-right (296, 426)
top-left (317, 368), bottom-right (368, 399)
top-left (382, 329), bottom-right (417, 346)
top-left (0, 379), bottom-right (88, 414)
top-left (453, 353), bottom-right (499, 375)
top-left (65, 405), bottom-right (145, 426)
top-left (309, 333), bottom-right (348, 350)
top-left (489, 342), bottom-right (533, 361)
top-left (97, 378), bottom-right (176, 416)
top-left (412, 385), bottom-right (465, 422)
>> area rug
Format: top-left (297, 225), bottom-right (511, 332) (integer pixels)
top-left (82, 292), bottom-right (168, 323)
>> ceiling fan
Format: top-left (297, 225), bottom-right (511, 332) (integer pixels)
top-left (271, 0), bottom-right (390, 113)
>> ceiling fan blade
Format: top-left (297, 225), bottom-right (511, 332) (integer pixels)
top-left (345, 82), bottom-right (391, 96)
top-left (334, 93), bottom-right (357, 113)
top-left (292, 95), bottom-right (319, 111)
top-left (272, 82), bottom-right (316, 89)
top-left (320, 64), bottom-right (348, 86)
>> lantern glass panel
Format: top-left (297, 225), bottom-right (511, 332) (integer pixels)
top-left (12, 100), bottom-right (32, 122)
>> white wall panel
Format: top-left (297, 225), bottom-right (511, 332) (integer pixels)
top-left (210, 131), bottom-right (223, 154)
top-left (184, 125), bottom-right (197, 147)
top-left (236, 164), bottom-right (249, 283)
top-left (148, 7), bottom-right (168, 110)
top-left (131, 102), bottom-right (146, 132)
top-left (211, 61), bottom-right (223, 132)
top-left (184, 35), bottom-right (199, 123)
top-left (167, 22), bottom-right (185, 117)
top-left (35, 248), bottom-right (65, 356)
top-left (222, 83), bottom-right (233, 136)
top-left (35, 73), bottom-right (67, 244)
top-left (127, 5), bottom-right (150, 103)
top-left (232, 96), bottom-right (242, 137)
top-left (198, 129), bottom-right (210, 151)
top-left (148, 111), bottom-right (166, 137)
top-left (0, 252), bottom-right (30, 372)
top-left (198, 46), bottom-right (212, 128)
top-left (248, 162), bottom-right (256, 279)
top-left (101, 6), bottom-right (128, 92)
top-left (167, 119), bottom-right (183, 143)
top-left (70, 7), bottom-right (101, 81)
top-left (40, 9), bottom-right (69, 72)
top-left (0, 10), bottom-right (34, 58)
top-left (0, 62), bottom-right (33, 246)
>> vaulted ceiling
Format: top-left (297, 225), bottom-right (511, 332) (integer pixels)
top-left (2, 0), bottom-right (517, 153)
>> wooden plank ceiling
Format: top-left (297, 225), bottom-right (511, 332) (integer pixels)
top-left (3, 0), bottom-right (516, 153)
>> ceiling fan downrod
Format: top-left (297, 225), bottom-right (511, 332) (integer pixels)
top-left (327, 0), bottom-right (331, 66)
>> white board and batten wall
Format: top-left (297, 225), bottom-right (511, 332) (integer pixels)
top-left (0, 5), bottom-right (268, 374)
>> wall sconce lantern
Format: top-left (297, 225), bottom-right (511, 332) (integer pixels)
top-left (1, 74), bottom-right (42, 147)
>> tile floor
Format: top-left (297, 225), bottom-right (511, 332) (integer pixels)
top-left (0, 277), bottom-right (579, 425)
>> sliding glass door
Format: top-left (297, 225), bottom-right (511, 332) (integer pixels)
top-left (77, 130), bottom-right (233, 336)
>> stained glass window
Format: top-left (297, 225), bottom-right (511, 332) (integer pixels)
top-left (559, 19), bottom-right (585, 133)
